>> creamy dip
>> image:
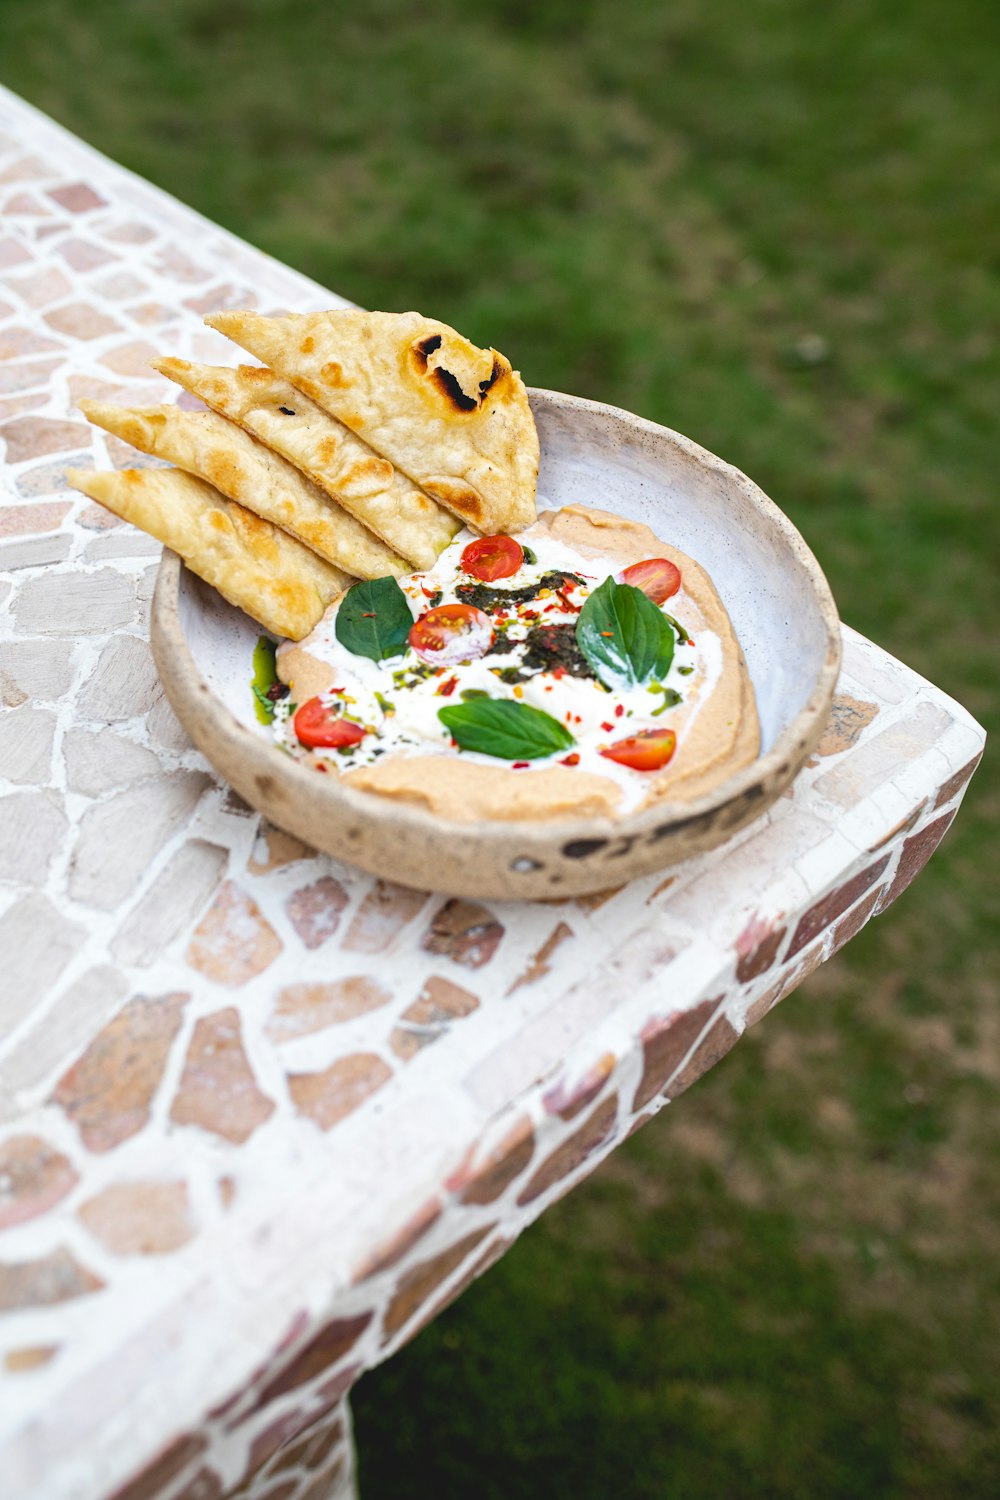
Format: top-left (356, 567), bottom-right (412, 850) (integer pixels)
top-left (274, 504), bottom-right (760, 821)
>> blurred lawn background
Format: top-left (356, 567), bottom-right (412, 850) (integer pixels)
top-left (3, 0), bottom-right (997, 1494)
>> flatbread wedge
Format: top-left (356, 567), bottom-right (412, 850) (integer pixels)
top-left (66, 467), bottom-right (350, 641)
top-left (79, 400), bottom-right (407, 581)
top-left (205, 310), bottom-right (539, 535)
top-left (152, 358), bottom-right (461, 571)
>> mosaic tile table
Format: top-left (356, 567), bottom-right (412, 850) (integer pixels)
top-left (0, 84), bottom-right (987, 1500)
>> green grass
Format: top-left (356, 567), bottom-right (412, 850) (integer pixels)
top-left (2, 2), bottom-right (997, 1493)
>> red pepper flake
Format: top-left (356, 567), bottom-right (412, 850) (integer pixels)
top-left (436, 674), bottom-right (459, 697)
top-left (512, 761), bottom-right (529, 769)
top-left (360, 612), bottom-right (377, 618)
top-left (600, 630), bottom-right (614, 638)
top-left (601, 721), bottom-right (614, 732)
top-left (687, 637), bottom-right (695, 646)
top-left (420, 585), bottom-right (437, 598)
top-left (552, 665), bottom-right (566, 680)
top-left (615, 704), bottom-right (625, 717)
top-left (574, 715), bottom-right (583, 724)
top-left (315, 762), bottom-right (328, 773)
top-left (561, 752), bottom-right (580, 766)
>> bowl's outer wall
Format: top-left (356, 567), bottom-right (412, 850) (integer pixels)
top-left (151, 390), bottom-right (841, 900)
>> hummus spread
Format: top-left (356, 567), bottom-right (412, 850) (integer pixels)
top-left (274, 504), bottom-right (760, 821)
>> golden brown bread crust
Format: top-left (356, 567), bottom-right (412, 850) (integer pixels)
top-left (66, 466), bottom-right (350, 640)
top-left (78, 400), bottom-right (406, 580)
top-left (151, 359), bottom-right (460, 569)
top-left (205, 309), bottom-right (539, 535)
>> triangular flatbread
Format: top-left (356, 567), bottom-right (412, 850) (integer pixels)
top-left (151, 358), bottom-right (460, 570)
top-left (205, 310), bottom-right (539, 535)
top-left (79, 401), bottom-right (407, 581)
top-left (66, 467), bottom-right (349, 640)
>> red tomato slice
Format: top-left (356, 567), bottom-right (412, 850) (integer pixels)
top-left (409, 603), bottom-right (494, 664)
top-left (461, 535), bottom-right (524, 582)
top-left (600, 728), bottom-right (677, 771)
top-left (620, 557), bottom-right (682, 604)
top-left (294, 698), bottom-right (366, 750)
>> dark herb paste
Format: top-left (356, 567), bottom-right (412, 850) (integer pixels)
top-left (455, 570), bottom-right (585, 611)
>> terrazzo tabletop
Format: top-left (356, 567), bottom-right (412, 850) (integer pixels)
top-left (0, 85), bottom-right (987, 1500)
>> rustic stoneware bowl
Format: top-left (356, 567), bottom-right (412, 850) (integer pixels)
top-left (151, 388), bottom-right (841, 899)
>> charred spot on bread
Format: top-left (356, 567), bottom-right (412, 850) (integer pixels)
top-left (412, 333), bottom-right (443, 371)
top-left (431, 364), bottom-right (480, 412)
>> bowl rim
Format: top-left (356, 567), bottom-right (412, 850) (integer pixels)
top-left (150, 385), bottom-right (842, 852)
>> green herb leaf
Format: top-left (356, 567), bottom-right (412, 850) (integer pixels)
top-left (251, 635), bottom-right (279, 724)
top-left (335, 576), bottom-right (413, 662)
top-left (575, 577), bottom-right (674, 688)
top-left (522, 544), bottom-right (538, 566)
top-left (439, 698), bottom-right (576, 760)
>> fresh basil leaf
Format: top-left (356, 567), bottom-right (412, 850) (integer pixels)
top-left (575, 577), bottom-right (674, 689)
top-left (251, 635), bottom-right (279, 724)
top-left (335, 576), bottom-right (413, 662)
top-left (439, 698), bottom-right (576, 760)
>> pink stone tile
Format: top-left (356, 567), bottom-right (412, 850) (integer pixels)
top-left (152, 244), bottom-right (212, 283)
top-left (0, 355), bottom-right (60, 393)
top-left (100, 339), bottom-right (160, 377)
top-left (2, 265), bottom-right (72, 308)
top-left (182, 284), bottom-right (257, 316)
top-left (285, 875), bottom-right (349, 949)
top-left (0, 415), bottom-right (90, 461)
top-left (0, 501), bottom-right (71, 538)
top-left (0, 1247), bottom-right (104, 1312)
top-left (786, 854), bottom-right (891, 958)
top-left (47, 182), bottom-right (108, 213)
top-left (186, 881), bottom-right (282, 986)
top-left (0, 325), bottom-right (64, 358)
top-left (267, 977), bottom-right (392, 1041)
top-left (54, 991), bottom-right (189, 1152)
top-left (127, 301), bottom-right (180, 327)
top-left (288, 1054), bottom-right (392, 1131)
top-left (91, 270), bottom-right (149, 302)
top-left (43, 302), bottom-right (122, 340)
top-left (0, 391), bottom-right (48, 420)
top-left (78, 1181), bottom-right (195, 1256)
top-left (103, 220), bottom-right (158, 245)
top-left (0, 155), bottom-right (56, 185)
top-left (171, 1008), bottom-right (275, 1144)
top-left (0, 238), bottom-right (33, 270)
top-left (0, 1135), bottom-right (78, 1229)
top-left (342, 880), bottom-right (429, 953)
top-left (16, 453), bottom-right (93, 497)
top-left (3, 193), bottom-right (51, 216)
top-left (420, 898), bottom-right (504, 968)
top-left (56, 236), bottom-right (119, 272)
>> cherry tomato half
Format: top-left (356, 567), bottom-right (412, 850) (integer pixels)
top-left (461, 534), bottom-right (524, 582)
top-left (409, 602), bottom-right (494, 665)
top-left (620, 557), bottom-right (682, 604)
top-left (294, 698), bottom-right (366, 750)
top-left (599, 727), bottom-right (677, 772)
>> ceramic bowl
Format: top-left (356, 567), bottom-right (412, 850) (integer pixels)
top-left (151, 388), bottom-right (841, 899)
